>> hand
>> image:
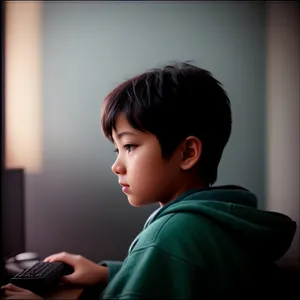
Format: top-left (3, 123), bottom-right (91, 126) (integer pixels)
top-left (43, 252), bottom-right (108, 286)
top-left (1, 283), bottom-right (43, 299)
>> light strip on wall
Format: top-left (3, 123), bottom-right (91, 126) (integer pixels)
top-left (5, 1), bottom-right (43, 173)
top-left (266, 1), bottom-right (299, 264)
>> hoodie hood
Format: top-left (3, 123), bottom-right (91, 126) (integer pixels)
top-left (146, 185), bottom-right (297, 262)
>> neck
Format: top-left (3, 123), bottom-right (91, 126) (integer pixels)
top-left (159, 177), bottom-right (209, 207)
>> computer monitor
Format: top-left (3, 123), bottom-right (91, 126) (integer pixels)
top-left (2, 168), bottom-right (26, 259)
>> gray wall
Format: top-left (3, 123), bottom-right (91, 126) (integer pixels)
top-left (25, 2), bottom-right (266, 261)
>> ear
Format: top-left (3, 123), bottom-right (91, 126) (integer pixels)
top-left (180, 136), bottom-right (202, 171)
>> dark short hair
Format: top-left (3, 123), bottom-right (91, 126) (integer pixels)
top-left (101, 62), bottom-right (232, 185)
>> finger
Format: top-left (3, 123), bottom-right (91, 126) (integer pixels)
top-left (3, 290), bottom-right (27, 297)
top-left (1, 283), bottom-right (27, 292)
top-left (6, 295), bottom-right (41, 300)
top-left (43, 252), bottom-right (67, 262)
top-left (5, 293), bottom-right (42, 300)
top-left (43, 252), bottom-right (76, 265)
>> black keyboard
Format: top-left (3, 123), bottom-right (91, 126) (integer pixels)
top-left (10, 261), bottom-right (66, 295)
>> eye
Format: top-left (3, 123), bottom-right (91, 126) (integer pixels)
top-left (124, 144), bottom-right (136, 153)
top-left (113, 148), bottom-right (119, 155)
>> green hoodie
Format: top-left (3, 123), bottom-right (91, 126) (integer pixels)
top-left (99, 186), bottom-right (296, 299)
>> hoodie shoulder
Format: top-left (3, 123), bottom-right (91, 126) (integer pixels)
top-left (132, 210), bottom-right (213, 265)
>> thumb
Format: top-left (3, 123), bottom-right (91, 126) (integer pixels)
top-left (60, 273), bottom-right (79, 285)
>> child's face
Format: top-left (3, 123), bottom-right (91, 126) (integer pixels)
top-left (111, 113), bottom-right (183, 206)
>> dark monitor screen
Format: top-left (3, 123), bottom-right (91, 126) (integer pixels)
top-left (1, 168), bottom-right (26, 285)
top-left (2, 169), bottom-right (25, 259)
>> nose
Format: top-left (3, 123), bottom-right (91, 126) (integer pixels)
top-left (111, 157), bottom-right (126, 175)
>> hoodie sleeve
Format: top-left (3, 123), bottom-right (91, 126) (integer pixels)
top-left (98, 260), bottom-right (123, 282)
top-left (100, 245), bottom-right (198, 300)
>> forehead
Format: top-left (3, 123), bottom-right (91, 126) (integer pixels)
top-left (113, 113), bottom-right (134, 133)
top-left (111, 113), bottom-right (154, 144)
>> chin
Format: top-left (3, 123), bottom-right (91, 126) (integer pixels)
top-left (127, 196), bottom-right (152, 207)
top-left (128, 198), bottom-right (144, 207)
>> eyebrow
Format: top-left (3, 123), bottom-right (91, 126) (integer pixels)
top-left (115, 131), bottom-right (137, 140)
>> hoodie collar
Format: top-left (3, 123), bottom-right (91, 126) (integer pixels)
top-left (144, 185), bottom-right (251, 229)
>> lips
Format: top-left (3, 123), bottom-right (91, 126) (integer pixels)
top-left (119, 182), bottom-right (130, 194)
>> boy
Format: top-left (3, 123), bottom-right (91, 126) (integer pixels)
top-left (2, 62), bottom-right (296, 299)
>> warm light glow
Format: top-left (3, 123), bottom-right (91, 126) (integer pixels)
top-left (5, 2), bottom-right (43, 173)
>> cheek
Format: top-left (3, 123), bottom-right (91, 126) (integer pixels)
top-left (130, 152), bottom-right (177, 195)
top-left (131, 154), bottom-right (164, 181)
top-left (129, 150), bottom-right (164, 181)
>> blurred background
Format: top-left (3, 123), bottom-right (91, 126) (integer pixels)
top-left (3, 1), bottom-right (299, 266)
